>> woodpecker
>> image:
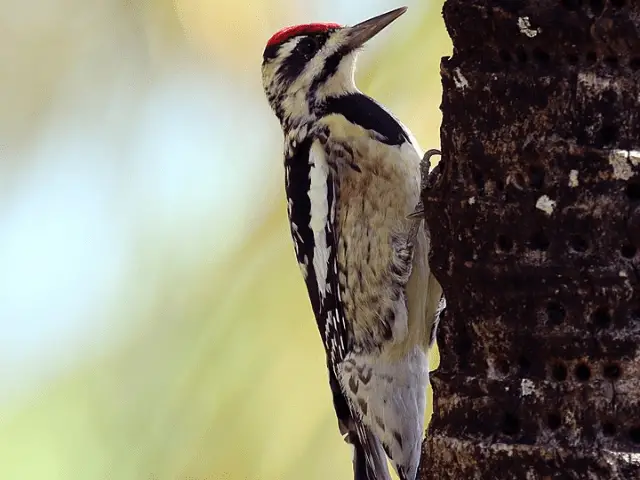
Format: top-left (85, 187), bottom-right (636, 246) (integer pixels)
top-left (261, 7), bottom-right (444, 480)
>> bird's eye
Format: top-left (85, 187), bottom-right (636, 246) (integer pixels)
top-left (298, 37), bottom-right (318, 57)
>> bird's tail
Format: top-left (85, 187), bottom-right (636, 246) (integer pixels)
top-left (348, 421), bottom-right (392, 480)
top-left (328, 362), bottom-right (391, 480)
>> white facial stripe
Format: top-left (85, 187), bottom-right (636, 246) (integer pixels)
top-left (308, 141), bottom-right (331, 299)
top-left (277, 37), bottom-right (301, 62)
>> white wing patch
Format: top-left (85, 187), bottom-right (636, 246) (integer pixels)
top-left (308, 141), bottom-right (331, 299)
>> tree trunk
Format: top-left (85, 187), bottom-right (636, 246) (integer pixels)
top-left (419, 0), bottom-right (640, 478)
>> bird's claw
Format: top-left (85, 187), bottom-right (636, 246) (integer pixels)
top-left (408, 149), bottom-right (441, 221)
top-left (422, 148), bottom-right (441, 164)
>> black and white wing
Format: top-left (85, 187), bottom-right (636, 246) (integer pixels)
top-left (284, 133), bottom-right (389, 480)
top-left (284, 135), bottom-right (348, 364)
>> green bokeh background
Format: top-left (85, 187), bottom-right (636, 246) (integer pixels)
top-left (0, 1), bottom-right (450, 478)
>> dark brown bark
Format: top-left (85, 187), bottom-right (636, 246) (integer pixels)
top-left (419, 1), bottom-right (640, 478)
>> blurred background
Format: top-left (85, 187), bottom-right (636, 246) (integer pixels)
top-left (0, 0), bottom-right (450, 478)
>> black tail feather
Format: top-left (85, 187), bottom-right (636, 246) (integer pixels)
top-left (350, 421), bottom-right (391, 480)
top-left (350, 431), bottom-right (370, 480)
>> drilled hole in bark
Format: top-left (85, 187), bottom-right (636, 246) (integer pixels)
top-left (621, 244), bottom-right (637, 258)
top-left (569, 235), bottom-right (589, 252)
top-left (577, 130), bottom-right (588, 145)
top-left (502, 413), bottom-right (520, 435)
top-left (602, 422), bottom-right (617, 436)
top-left (496, 179), bottom-right (505, 192)
top-left (611, 0), bottom-right (625, 7)
top-left (602, 89), bottom-right (618, 103)
top-left (630, 58), bottom-right (640, 70)
top-left (604, 56), bottom-right (618, 68)
top-left (499, 49), bottom-right (512, 63)
top-left (631, 308), bottom-right (640, 322)
top-left (461, 243), bottom-right (475, 262)
top-left (574, 363), bottom-right (591, 381)
top-left (586, 51), bottom-right (597, 64)
top-left (547, 413), bottom-right (562, 430)
top-left (592, 307), bottom-right (612, 328)
top-left (456, 334), bottom-right (473, 360)
top-left (496, 234), bottom-right (513, 252)
top-left (561, 0), bottom-right (582, 11)
top-left (599, 124), bottom-right (618, 145)
top-left (532, 47), bottom-right (550, 65)
top-left (528, 165), bottom-right (545, 188)
top-left (567, 53), bottom-right (579, 65)
top-left (626, 181), bottom-right (640, 201)
top-left (497, 360), bottom-right (510, 375)
top-left (630, 427), bottom-right (640, 444)
top-left (552, 363), bottom-right (568, 381)
top-left (603, 363), bottom-right (621, 379)
top-left (516, 46), bottom-right (528, 63)
top-left (546, 301), bottom-right (566, 324)
top-left (590, 0), bottom-right (604, 15)
top-left (530, 231), bottom-right (550, 251)
top-left (518, 355), bottom-right (531, 373)
top-left (472, 169), bottom-right (485, 194)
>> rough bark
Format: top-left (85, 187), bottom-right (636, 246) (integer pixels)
top-left (419, 1), bottom-right (640, 478)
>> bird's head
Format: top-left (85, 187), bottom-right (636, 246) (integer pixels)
top-left (261, 7), bottom-right (407, 126)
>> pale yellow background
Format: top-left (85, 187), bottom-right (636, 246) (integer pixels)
top-left (0, 1), bottom-right (451, 479)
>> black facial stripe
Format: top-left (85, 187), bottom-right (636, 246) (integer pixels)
top-left (308, 45), bottom-right (350, 101)
top-left (321, 93), bottom-right (411, 146)
top-left (263, 43), bottom-right (280, 62)
top-left (274, 32), bottom-right (332, 86)
top-left (277, 39), bottom-right (312, 86)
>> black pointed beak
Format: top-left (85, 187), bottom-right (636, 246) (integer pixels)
top-left (344, 7), bottom-right (408, 50)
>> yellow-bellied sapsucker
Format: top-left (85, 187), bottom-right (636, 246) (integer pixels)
top-left (261, 7), bottom-right (445, 480)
